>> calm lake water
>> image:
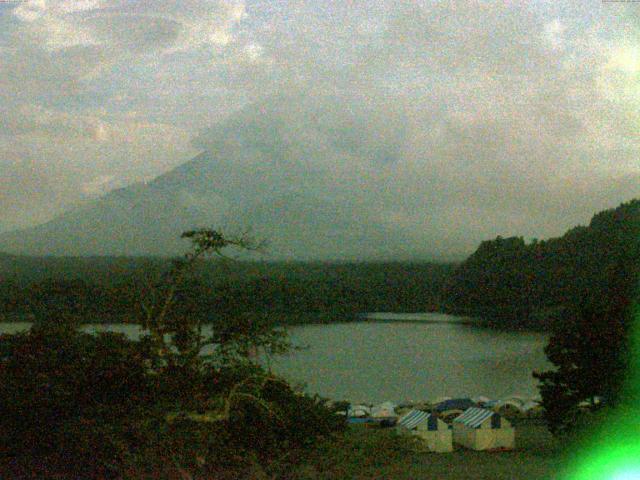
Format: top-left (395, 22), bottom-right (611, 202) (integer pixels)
top-left (273, 314), bottom-right (550, 403)
top-left (0, 313), bottom-right (550, 404)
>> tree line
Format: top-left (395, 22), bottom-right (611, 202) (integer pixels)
top-left (440, 199), bottom-right (640, 331)
top-left (0, 259), bottom-right (454, 325)
top-left (1, 199), bottom-right (638, 441)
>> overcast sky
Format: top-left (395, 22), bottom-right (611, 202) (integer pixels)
top-left (1, 0), bottom-right (639, 254)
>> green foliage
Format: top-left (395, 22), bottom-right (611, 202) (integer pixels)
top-left (437, 199), bottom-right (640, 439)
top-left (0, 229), bottom-right (345, 477)
top-left (142, 372), bottom-right (344, 479)
top-left (533, 256), bottom-right (637, 435)
top-left (0, 259), bottom-right (454, 324)
top-left (0, 323), bottom-right (158, 477)
top-left (442, 199), bottom-right (640, 330)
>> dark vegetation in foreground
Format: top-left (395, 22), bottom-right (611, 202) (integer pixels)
top-left (0, 318), bottom-right (345, 479)
top-left (0, 230), bottom-right (347, 479)
top-left (0, 318), bottom-right (567, 479)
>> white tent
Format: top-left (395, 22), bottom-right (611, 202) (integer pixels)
top-left (347, 405), bottom-right (371, 418)
top-left (494, 399), bottom-right (524, 417)
top-left (453, 408), bottom-right (515, 451)
top-left (371, 401), bottom-right (397, 418)
top-left (397, 410), bottom-right (453, 453)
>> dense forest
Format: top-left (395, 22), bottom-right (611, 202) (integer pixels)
top-left (1, 199), bottom-right (638, 331)
top-left (441, 199), bottom-right (640, 330)
top-left (0, 258), bottom-right (454, 325)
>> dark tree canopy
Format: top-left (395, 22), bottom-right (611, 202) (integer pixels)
top-left (0, 229), bottom-right (344, 478)
top-left (441, 199), bottom-right (640, 330)
top-left (532, 207), bottom-right (640, 434)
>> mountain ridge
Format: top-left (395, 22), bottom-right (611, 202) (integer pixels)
top-left (0, 96), bottom-right (438, 260)
top-left (3, 94), bottom-right (639, 260)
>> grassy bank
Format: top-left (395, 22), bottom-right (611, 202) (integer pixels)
top-left (293, 420), bottom-right (563, 480)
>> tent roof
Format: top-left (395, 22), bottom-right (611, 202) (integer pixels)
top-left (435, 398), bottom-right (476, 412)
top-left (397, 410), bottom-right (444, 431)
top-left (496, 399), bottom-right (524, 411)
top-left (398, 410), bottom-right (430, 429)
top-left (347, 405), bottom-right (371, 417)
top-left (472, 395), bottom-right (492, 404)
top-left (453, 407), bottom-right (496, 428)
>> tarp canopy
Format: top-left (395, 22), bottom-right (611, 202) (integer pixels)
top-left (496, 399), bottom-right (524, 412)
top-left (397, 410), bottom-right (441, 431)
top-left (453, 408), bottom-right (500, 429)
top-left (347, 417), bottom-right (377, 424)
top-left (435, 398), bottom-right (477, 412)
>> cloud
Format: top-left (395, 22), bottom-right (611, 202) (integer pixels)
top-left (12, 0), bottom-right (246, 52)
top-left (1, 0), bottom-right (639, 256)
top-left (0, 105), bottom-right (198, 229)
top-left (81, 174), bottom-right (116, 196)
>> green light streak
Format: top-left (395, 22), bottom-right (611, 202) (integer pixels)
top-left (565, 295), bottom-right (640, 480)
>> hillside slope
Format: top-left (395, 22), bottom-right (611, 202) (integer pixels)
top-left (441, 198), bottom-right (640, 329)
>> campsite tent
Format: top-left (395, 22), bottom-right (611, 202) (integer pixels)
top-left (371, 401), bottom-right (397, 418)
top-left (347, 405), bottom-right (371, 418)
top-left (494, 399), bottom-right (524, 417)
top-left (452, 407), bottom-right (515, 451)
top-left (472, 395), bottom-right (492, 406)
top-left (434, 398), bottom-right (477, 422)
top-left (434, 398), bottom-right (477, 413)
top-left (397, 410), bottom-right (453, 452)
top-left (483, 399), bottom-right (499, 409)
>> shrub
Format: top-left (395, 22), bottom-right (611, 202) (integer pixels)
top-left (0, 323), bottom-right (158, 478)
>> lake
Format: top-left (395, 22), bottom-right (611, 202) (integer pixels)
top-left (0, 313), bottom-right (550, 404)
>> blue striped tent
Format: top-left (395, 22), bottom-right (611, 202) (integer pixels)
top-left (452, 407), bottom-right (514, 450)
top-left (453, 407), bottom-right (501, 429)
top-left (397, 410), bottom-right (440, 431)
top-left (397, 409), bottom-right (453, 452)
